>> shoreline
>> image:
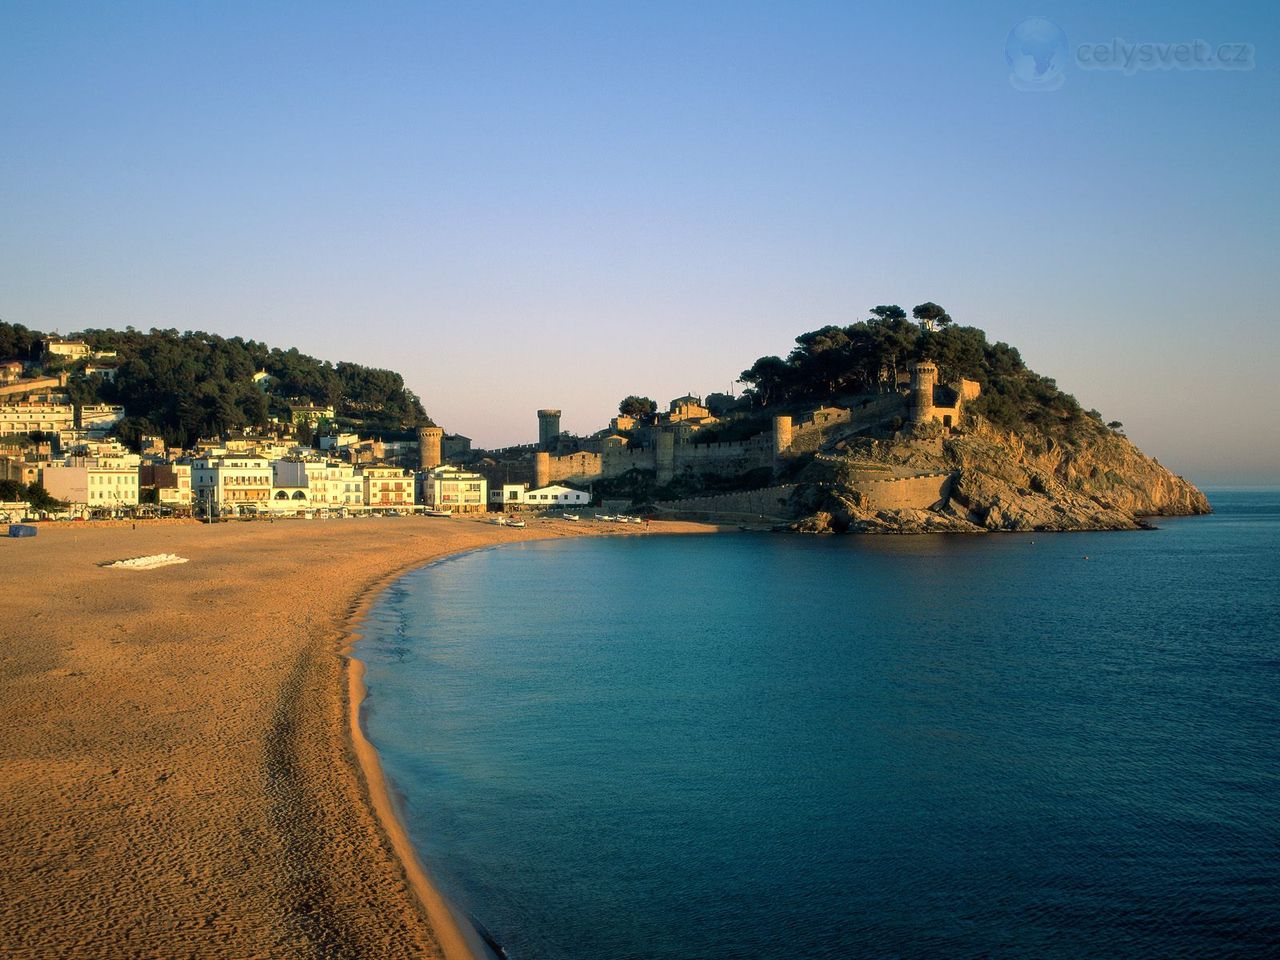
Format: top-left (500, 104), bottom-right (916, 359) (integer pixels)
top-left (340, 545), bottom-right (501, 960)
top-left (339, 526), bottom-right (729, 960)
top-left (0, 517), bottom-right (721, 958)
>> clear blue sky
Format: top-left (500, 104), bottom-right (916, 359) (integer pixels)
top-left (2, 1), bottom-right (1277, 484)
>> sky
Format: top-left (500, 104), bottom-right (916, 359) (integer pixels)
top-left (1, 1), bottom-right (1277, 485)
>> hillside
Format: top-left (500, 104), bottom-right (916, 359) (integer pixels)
top-left (724, 305), bottom-right (1210, 532)
top-left (790, 419), bottom-right (1209, 534)
top-left (0, 322), bottom-right (430, 448)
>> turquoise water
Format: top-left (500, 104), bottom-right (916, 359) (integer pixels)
top-left (357, 491), bottom-right (1280, 959)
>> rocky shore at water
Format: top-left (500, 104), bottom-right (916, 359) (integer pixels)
top-left (790, 417), bottom-right (1210, 535)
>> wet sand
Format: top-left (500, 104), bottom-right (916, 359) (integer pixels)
top-left (0, 517), bottom-right (716, 959)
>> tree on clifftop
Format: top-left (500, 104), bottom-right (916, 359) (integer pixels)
top-left (869, 305), bottom-right (907, 323)
top-left (912, 302), bottom-right (953, 330)
top-left (618, 395), bottom-right (657, 419)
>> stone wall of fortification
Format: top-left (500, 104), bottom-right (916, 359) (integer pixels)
top-left (850, 472), bottom-right (953, 511)
top-left (602, 444), bottom-right (655, 479)
top-left (601, 436), bottom-right (773, 481)
top-left (650, 484), bottom-right (799, 520)
top-left (543, 450), bottom-right (602, 484)
top-left (675, 437), bottom-right (772, 475)
top-left (781, 395), bottom-right (907, 454)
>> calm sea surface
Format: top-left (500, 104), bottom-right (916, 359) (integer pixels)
top-left (357, 490), bottom-right (1280, 960)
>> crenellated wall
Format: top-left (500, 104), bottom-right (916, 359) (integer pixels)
top-left (851, 472), bottom-right (953, 511)
top-left (601, 434), bottom-right (773, 481)
top-left (540, 450), bottom-right (603, 485)
top-left (675, 436), bottom-right (772, 476)
top-left (650, 484), bottom-right (799, 520)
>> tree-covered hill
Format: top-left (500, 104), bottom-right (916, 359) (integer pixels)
top-left (724, 304), bottom-right (1208, 532)
top-left (737, 303), bottom-right (1113, 441)
top-left (0, 321), bottom-right (431, 448)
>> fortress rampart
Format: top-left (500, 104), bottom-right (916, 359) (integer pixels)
top-left (650, 484), bottom-right (799, 520)
top-left (524, 380), bottom-right (972, 498)
top-left (598, 434), bottom-right (773, 483)
top-left (536, 449), bottom-right (602, 487)
top-left (849, 472), bottom-right (953, 511)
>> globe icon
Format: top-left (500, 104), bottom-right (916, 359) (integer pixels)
top-left (1005, 18), bottom-right (1068, 91)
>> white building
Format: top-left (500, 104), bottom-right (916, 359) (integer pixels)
top-left (40, 458), bottom-right (140, 512)
top-left (265, 459), bottom-right (366, 514)
top-left (496, 483), bottom-right (527, 508)
top-left (0, 401), bottom-right (75, 439)
top-left (319, 432), bottom-right (360, 451)
top-left (364, 466), bottom-right (418, 512)
top-left (83, 362), bottom-right (118, 381)
top-left (505, 483), bottom-right (591, 508)
top-left (269, 460), bottom-right (314, 515)
top-left (42, 338), bottom-right (91, 360)
top-left (192, 454), bottom-right (273, 516)
top-left (78, 404), bottom-right (125, 437)
top-left (420, 465), bottom-right (487, 514)
top-left (314, 461), bottom-right (366, 511)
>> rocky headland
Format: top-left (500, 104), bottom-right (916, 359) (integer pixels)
top-left (791, 416), bottom-right (1209, 535)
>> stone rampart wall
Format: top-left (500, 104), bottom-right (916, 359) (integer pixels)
top-left (545, 450), bottom-right (602, 483)
top-left (651, 484), bottom-right (798, 519)
top-left (851, 472), bottom-right (953, 511)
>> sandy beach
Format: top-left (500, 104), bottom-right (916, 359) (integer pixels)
top-left (0, 516), bottom-right (714, 959)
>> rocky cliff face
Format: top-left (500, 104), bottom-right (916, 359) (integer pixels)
top-left (793, 416), bottom-right (1210, 534)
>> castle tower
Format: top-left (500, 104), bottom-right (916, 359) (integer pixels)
top-left (655, 430), bottom-right (675, 485)
top-left (772, 415), bottom-right (793, 468)
top-left (537, 409), bottom-right (562, 450)
top-left (909, 361), bottom-right (938, 424)
top-left (418, 426), bottom-right (443, 470)
top-left (534, 451), bottom-right (551, 489)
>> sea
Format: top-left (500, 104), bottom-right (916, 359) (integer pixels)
top-left (356, 490), bottom-right (1279, 960)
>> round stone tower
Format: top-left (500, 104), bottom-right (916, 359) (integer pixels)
top-left (772, 415), bottom-right (793, 467)
top-left (534, 451), bottom-right (551, 489)
top-left (418, 426), bottom-right (443, 469)
top-left (655, 430), bottom-right (675, 485)
top-left (537, 409), bottom-right (562, 451)
top-left (909, 362), bottom-right (938, 424)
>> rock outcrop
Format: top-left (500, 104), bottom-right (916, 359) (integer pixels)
top-left (791, 416), bottom-right (1209, 535)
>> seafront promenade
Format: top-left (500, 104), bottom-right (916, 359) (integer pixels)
top-left (0, 517), bottom-right (713, 959)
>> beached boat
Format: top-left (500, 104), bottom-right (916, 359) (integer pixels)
top-left (506, 518), bottom-right (526, 528)
top-left (425, 509), bottom-right (453, 518)
top-left (563, 514), bottom-right (580, 522)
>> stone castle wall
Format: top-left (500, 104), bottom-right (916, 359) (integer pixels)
top-left (602, 443), bottom-right (654, 479)
top-left (540, 450), bottom-right (602, 486)
top-left (676, 437), bottom-right (772, 474)
top-left (851, 472), bottom-right (953, 511)
top-left (784, 394), bottom-right (907, 454)
top-left (600, 435), bottom-right (773, 481)
top-left (651, 484), bottom-right (799, 520)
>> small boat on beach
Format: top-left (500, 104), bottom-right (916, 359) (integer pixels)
top-left (506, 518), bottom-right (526, 528)
top-left (425, 509), bottom-right (453, 518)
top-left (563, 514), bottom-right (580, 522)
